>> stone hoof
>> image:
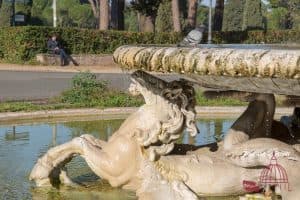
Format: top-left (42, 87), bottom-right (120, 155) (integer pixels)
top-left (59, 169), bottom-right (79, 187)
top-left (29, 157), bottom-right (54, 186)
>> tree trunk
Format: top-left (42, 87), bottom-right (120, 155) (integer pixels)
top-left (144, 15), bottom-right (155, 32)
top-left (99, 0), bottom-right (109, 30)
top-left (187, 0), bottom-right (198, 29)
top-left (213, 0), bottom-right (224, 31)
top-left (88, 0), bottom-right (99, 28)
top-left (88, 0), bottom-right (98, 18)
top-left (171, 0), bottom-right (181, 32)
top-left (111, 0), bottom-right (125, 30)
top-left (138, 13), bottom-right (146, 32)
top-left (138, 13), bottom-right (155, 32)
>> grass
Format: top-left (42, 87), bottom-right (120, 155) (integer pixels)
top-left (0, 102), bottom-right (76, 112)
top-left (0, 91), bottom-right (245, 113)
top-left (0, 72), bottom-right (247, 113)
top-left (195, 92), bottom-right (246, 106)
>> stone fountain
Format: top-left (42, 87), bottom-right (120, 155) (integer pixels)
top-left (30, 45), bottom-right (300, 200)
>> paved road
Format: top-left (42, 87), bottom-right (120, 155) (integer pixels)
top-left (0, 71), bottom-right (181, 101)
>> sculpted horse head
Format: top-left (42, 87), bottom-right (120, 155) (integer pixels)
top-left (128, 70), bottom-right (198, 160)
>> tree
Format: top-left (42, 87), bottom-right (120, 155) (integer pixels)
top-left (131, 0), bottom-right (161, 32)
top-left (267, 0), bottom-right (300, 30)
top-left (242, 0), bottom-right (264, 30)
top-left (266, 7), bottom-right (289, 29)
top-left (172, 0), bottom-right (181, 32)
top-left (30, 0), bottom-right (96, 27)
top-left (196, 5), bottom-right (209, 26)
top-left (124, 7), bottom-right (138, 31)
top-left (287, 0), bottom-right (300, 30)
top-left (213, 0), bottom-right (224, 31)
top-left (99, 0), bottom-right (109, 30)
top-left (68, 0), bottom-right (96, 28)
top-left (0, 2), bottom-right (12, 26)
top-left (222, 0), bottom-right (245, 31)
top-left (87, 0), bottom-right (98, 20)
top-left (15, 0), bottom-right (32, 25)
top-left (155, 0), bottom-right (173, 32)
top-left (111, 0), bottom-right (125, 30)
top-left (30, 0), bottom-right (52, 25)
top-left (87, 0), bottom-right (101, 28)
top-left (69, 4), bottom-right (96, 28)
top-left (187, 0), bottom-right (198, 29)
top-left (137, 13), bottom-right (154, 32)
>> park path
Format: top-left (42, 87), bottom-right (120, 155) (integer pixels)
top-left (0, 63), bottom-right (122, 73)
top-left (0, 63), bottom-right (181, 101)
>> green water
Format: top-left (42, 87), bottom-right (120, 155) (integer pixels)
top-left (0, 118), bottom-right (236, 200)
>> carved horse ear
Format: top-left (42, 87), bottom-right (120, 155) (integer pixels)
top-left (161, 88), bottom-right (183, 102)
top-left (171, 88), bottom-right (183, 97)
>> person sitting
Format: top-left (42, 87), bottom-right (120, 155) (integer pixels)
top-left (47, 34), bottom-right (77, 66)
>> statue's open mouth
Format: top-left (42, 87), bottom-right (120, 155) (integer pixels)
top-left (130, 70), bottom-right (167, 97)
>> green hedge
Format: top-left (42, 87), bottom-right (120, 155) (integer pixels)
top-left (0, 26), bottom-right (182, 63)
top-left (0, 26), bottom-right (299, 63)
top-left (207, 30), bottom-right (300, 44)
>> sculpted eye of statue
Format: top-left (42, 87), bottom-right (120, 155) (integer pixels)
top-left (30, 70), bottom-right (300, 200)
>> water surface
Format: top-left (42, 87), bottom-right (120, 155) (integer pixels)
top-left (0, 118), bottom-right (236, 200)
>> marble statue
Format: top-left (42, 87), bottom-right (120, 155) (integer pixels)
top-left (30, 70), bottom-right (300, 200)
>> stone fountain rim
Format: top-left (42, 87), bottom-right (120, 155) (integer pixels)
top-left (113, 43), bottom-right (300, 50)
top-left (113, 45), bottom-right (300, 96)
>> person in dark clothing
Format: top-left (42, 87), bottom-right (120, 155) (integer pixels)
top-left (47, 35), bottom-right (69, 66)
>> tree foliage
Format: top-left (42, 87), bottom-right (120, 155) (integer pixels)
top-left (242, 0), bottom-right (264, 30)
top-left (30, 0), bottom-right (96, 28)
top-left (267, 0), bottom-right (300, 30)
top-left (155, 0), bottom-right (173, 32)
top-left (30, 0), bottom-right (52, 25)
top-left (266, 7), bottom-right (289, 29)
top-left (222, 0), bottom-right (245, 31)
top-left (69, 4), bottom-right (96, 28)
top-left (0, 0), bottom-right (298, 34)
top-left (196, 5), bottom-right (209, 27)
top-left (0, 2), bottom-right (12, 26)
top-left (213, 0), bottom-right (224, 31)
top-left (130, 0), bottom-right (162, 32)
top-left (59, 0), bottom-right (96, 28)
top-left (124, 8), bottom-right (139, 31)
top-left (130, 0), bottom-right (161, 17)
top-left (15, 0), bottom-right (32, 25)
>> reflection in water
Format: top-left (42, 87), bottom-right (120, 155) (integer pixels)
top-left (5, 126), bottom-right (29, 141)
top-left (0, 118), bottom-right (235, 200)
top-left (52, 124), bottom-right (57, 147)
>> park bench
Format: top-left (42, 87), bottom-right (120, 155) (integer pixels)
top-left (36, 54), bottom-right (115, 66)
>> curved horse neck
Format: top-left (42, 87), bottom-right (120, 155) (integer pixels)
top-left (255, 93), bottom-right (275, 117)
top-left (139, 87), bottom-right (169, 107)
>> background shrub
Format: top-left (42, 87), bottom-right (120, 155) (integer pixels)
top-left (205, 30), bottom-right (300, 44)
top-left (60, 71), bottom-right (143, 107)
top-left (0, 26), bottom-right (299, 63)
top-left (0, 26), bottom-right (182, 63)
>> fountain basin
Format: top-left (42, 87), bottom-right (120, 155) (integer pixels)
top-left (113, 45), bottom-right (300, 96)
top-left (0, 117), bottom-right (235, 199)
